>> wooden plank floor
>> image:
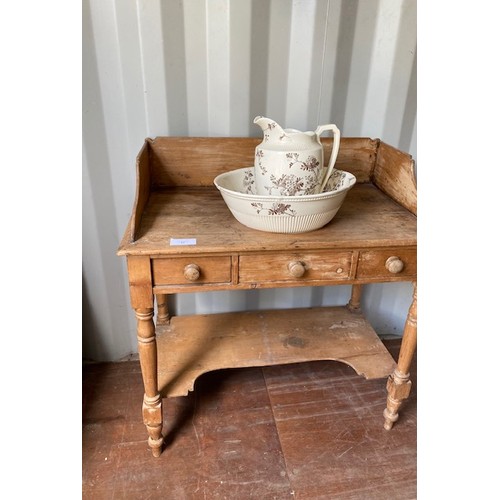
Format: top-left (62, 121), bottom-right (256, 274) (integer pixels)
top-left (82, 339), bottom-right (416, 499)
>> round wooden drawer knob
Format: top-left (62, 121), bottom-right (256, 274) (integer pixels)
top-left (184, 263), bottom-right (201, 281)
top-left (288, 261), bottom-right (306, 278)
top-left (385, 256), bottom-right (404, 274)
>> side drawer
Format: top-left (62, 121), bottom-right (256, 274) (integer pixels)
top-left (356, 248), bottom-right (416, 279)
top-left (239, 251), bottom-right (352, 283)
top-left (152, 256), bottom-right (231, 286)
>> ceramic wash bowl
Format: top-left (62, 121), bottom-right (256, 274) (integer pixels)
top-left (213, 167), bottom-right (356, 233)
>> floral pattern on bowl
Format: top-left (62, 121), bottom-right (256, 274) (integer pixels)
top-left (239, 167), bottom-right (348, 197)
top-left (214, 167), bottom-right (356, 233)
top-left (250, 202), bottom-right (297, 216)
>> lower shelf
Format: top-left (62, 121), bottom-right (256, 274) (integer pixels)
top-left (156, 306), bottom-right (397, 397)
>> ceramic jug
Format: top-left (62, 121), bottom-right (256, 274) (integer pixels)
top-left (253, 116), bottom-right (341, 196)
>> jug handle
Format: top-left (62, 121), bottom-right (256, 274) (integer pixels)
top-left (315, 124), bottom-right (341, 192)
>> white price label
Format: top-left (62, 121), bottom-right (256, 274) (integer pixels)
top-left (170, 238), bottom-right (197, 246)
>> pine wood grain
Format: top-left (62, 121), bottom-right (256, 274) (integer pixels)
top-left (156, 307), bottom-right (397, 397)
top-left (130, 141), bottom-right (152, 243)
top-left (238, 250), bottom-right (353, 283)
top-left (125, 136), bottom-right (412, 242)
top-left (147, 136), bottom-right (377, 188)
top-left (373, 141), bottom-right (417, 215)
top-left (126, 256), bottom-right (153, 309)
top-left (357, 247), bottom-right (417, 279)
top-left (152, 255), bottom-right (232, 286)
top-left (118, 184), bottom-right (416, 256)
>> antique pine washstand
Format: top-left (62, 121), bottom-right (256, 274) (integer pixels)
top-left (117, 136), bottom-right (417, 457)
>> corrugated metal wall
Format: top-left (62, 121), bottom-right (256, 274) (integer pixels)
top-left (83, 0), bottom-right (417, 361)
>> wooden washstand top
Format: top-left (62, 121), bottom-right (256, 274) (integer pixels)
top-left (117, 137), bottom-right (416, 257)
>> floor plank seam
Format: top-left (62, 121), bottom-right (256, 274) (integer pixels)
top-left (262, 366), bottom-right (296, 497)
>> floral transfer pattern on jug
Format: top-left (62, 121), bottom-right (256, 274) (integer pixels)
top-left (253, 116), bottom-right (341, 196)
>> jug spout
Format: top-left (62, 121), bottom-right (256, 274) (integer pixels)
top-left (253, 116), bottom-right (286, 142)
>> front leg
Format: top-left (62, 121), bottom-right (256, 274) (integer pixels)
top-left (136, 308), bottom-right (164, 456)
top-left (384, 282), bottom-right (417, 430)
top-left (127, 255), bottom-right (164, 457)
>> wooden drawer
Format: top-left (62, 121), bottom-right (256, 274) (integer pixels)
top-left (239, 251), bottom-right (352, 283)
top-left (356, 248), bottom-right (416, 279)
top-left (152, 256), bottom-right (231, 286)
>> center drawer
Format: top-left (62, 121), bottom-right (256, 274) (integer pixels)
top-left (239, 251), bottom-right (352, 283)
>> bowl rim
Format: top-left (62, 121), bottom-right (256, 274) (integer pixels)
top-left (214, 167), bottom-right (356, 202)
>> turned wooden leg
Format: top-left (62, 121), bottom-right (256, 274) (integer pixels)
top-left (156, 294), bottom-right (170, 324)
top-left (347, 284), bottom-right (363, 313)
top-left (136, 308), bottom-right (164, 456)
top-left (384, 282), bottom-right (417, 430)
